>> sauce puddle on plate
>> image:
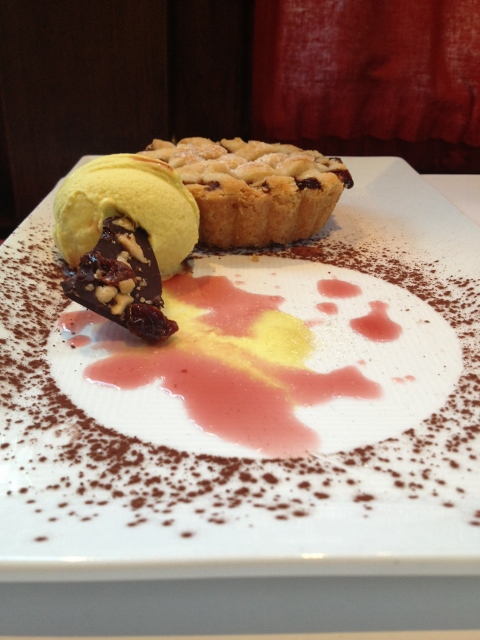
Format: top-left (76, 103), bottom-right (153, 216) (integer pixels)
top-left (63, 270), bottom-right (384, 458)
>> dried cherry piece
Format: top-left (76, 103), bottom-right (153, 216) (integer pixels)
top-left (126, 303), bottom-right (179, 344)
top-left (74, 252), bottom-right (136, 287)
top-left (296, 177), bottom-right (322, 191)
top-left (204, 180), bottom-right (220, 191)
top-left (332, 169), bottom-right (354, 189)
top-left (93, 255), bottom-right (137, 287)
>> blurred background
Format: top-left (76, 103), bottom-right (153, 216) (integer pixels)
top-left (1, 0), bottom-right (479, 237)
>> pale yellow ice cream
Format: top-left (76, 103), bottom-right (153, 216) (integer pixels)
top-left (53, 154), bottom-right (200, 278)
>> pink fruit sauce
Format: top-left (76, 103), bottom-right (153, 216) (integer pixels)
top-left (60, 309), bottom-right (102, 334)
top-left (317, 278), bottom-right (361, 298)
top-left (316, 302), bottom-right (338, 315)
top-left (393, 375), bottom-right (416, 384)
top-left (350, 301), bottom-right (402, 342)
top-left (68, 335), bottom-right (91, 348)
top-left (60, 272), bottom-right (388, 458)
top-left (165, 270), bottom-right (284, 337)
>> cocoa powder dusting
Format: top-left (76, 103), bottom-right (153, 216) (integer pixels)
top-left (1, 218), bottom-right (480, 539)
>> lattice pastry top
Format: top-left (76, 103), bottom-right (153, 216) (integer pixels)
top-left (139, 137), bottom-right (353, 189)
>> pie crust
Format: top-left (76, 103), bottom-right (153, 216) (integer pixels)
top-left (139, 137), bottom-right (353, 249)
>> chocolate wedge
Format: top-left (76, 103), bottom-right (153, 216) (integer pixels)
top-left (61, 217), bottom-right (178, 344)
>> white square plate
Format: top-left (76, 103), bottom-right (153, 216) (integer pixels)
top-left (0, 157), bottom-right (479, 582)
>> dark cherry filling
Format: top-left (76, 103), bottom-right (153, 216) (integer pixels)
top-left (201, 163), bottom-right (353, 193)
top-left (296, 177), bottom-right (322, 191)
top-left (332, 169), bottom-right (354, 189)
top-left (204, 180), bottom-right (221, 191)
top-left (296, 170), bottom-right (354, 192)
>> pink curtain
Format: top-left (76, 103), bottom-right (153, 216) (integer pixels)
top-left (252, 0), bottom-right (480, 172)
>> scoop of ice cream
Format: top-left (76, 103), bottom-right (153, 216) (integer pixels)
top-left (53, 154), bottom-right (200, 278)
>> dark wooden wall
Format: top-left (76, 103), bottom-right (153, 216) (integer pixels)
top-left (0, 0), bottom-right (254, 235)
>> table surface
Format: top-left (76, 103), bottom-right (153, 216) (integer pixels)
top-left (422, 174), bottom-right (480, 227)
top-left (0, 172), bottom-right (479, 639)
